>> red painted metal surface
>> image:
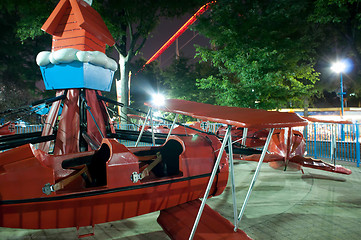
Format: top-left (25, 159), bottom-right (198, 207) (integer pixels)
top-left (0, 122), bottom-right (16, 136)
top-left (38, 90), bottom-right (64, 153)
top-left (304, 116), bottom-right (353, 124)
top-left (157, 199), bottom-right (252, 240)
top-left (242, 129), bottom-right (352, 174)
top-left (216, 126), bottom-right (268, 147)
top-left (0, 134), bottom-right (228, 229)
top-left (41, 0), bottom-right (115, 52)
top-left (146, 99), bottom-right (308, 128)
top-left (143, 122), bottom-right (204, 135)
top-left (53, 89), bottom-right (80, 155)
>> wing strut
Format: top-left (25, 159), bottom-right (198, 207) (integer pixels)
top-left (228, 126), bottom-right (238, 227)
top-left (135, 108), bottom-right (152, 147)
top-left (241, 128), bottom-right (248, 146)
top-left (166, 113), bottom-right (178, 142)
top-left (235, 128), bottom-right (275, 230)
top-left (189, 125), bottom-right (235, 239)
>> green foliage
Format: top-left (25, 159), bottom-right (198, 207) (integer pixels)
top-left (0, 1), bottom-right (54, 114)
top-left (195, 0), bottom-right (321, 109)
top-left (0, 0), bottom-right (206, 118)
top-left (307, 0), bottom-right (361, 105)
top-left (161, 56), bottom-right (217, 103)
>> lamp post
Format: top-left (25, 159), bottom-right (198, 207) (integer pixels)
top-left (331, 61), bottom-right (346, 117)
top-left (331, 61), bottom-right (347, 142)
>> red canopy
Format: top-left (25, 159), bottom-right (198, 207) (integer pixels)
top-left (145, 99), bottom-right (308, 128)
top-left (304, 116), bottom-right (353, 124)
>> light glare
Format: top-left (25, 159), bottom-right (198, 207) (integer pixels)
top-left (331, 62), bottom-right (346, 73)
top-left (152, 94), bottom-right (165, 106)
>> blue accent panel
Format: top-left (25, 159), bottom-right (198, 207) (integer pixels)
top-left (40, 62), bottom-right (114, 92)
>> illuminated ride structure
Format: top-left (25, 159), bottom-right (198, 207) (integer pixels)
top-left (0, 1), bottom-right (352, 239)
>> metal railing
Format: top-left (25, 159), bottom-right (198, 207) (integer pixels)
top-left (10, 122), bottom-right (361, 167)
top-left (303, 122), bottom-right (360, 167)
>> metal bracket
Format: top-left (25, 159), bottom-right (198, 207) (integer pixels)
top-left (131, 172), bottom-right (142, 183)
top-left (42, 183), bottom-right (55, 195)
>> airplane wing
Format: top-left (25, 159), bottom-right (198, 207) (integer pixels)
top-left (304, 116), bottom-right (353, 124)
top-left (146, 99), bottom-right (308, 128)
top-left (242, 153), bottom-right (352, 174)
top-left (289, 155), bottom-right (352, 174)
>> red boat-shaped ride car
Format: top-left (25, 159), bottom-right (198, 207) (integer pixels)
top-left (0, 95), bottom-right (229, 230)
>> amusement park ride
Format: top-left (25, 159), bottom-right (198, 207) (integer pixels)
top-left (0, 0), bottom-right (352, 239)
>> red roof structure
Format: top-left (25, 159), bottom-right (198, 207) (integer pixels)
top-left (41, 0), bottom-right (115, 53)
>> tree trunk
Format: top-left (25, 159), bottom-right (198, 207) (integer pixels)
top-left (118, 55), bottom-right (130, 129)
top-left (303, 97), bottom-right (309, 117)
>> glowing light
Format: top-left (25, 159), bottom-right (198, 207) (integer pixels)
top-left (145, 2), bottom-right (215, 65)
top-left (152, 94), bottom-right (165, 106)
top-left (331, 61), bottom-right (346, 73)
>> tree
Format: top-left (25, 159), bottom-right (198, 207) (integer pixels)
top-left (91, 0), bottom-right (207, 123)
top-left (0, 0), bottom-right (206, 122)
top-left (309, 0), bottom-right (361, 106)
top-left (195, 0), bottom-right (321, 109)
top-left (161, 56), bottom-right (217, 103)
top-left (0, 1), bottom-right (55, 119)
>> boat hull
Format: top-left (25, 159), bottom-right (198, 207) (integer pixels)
top-left (0, 135), bottom-right (228, 229)
top-left (0, 174), bottom-right (217, 229)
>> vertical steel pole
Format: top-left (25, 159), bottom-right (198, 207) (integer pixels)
top-left (227, 128), bottom-right (238, 229)
top-left (340, 72), bottom-right (344, 117)
top-left (356, 121), bottom-right (360, 167)
top-left (340, 73), bottom-right (346, 142)
top-left (241, 128), bottom-right (248, 146)
top-left (235, 128), bottom-right (275, 228)
top-left (314, 122), bottom-right (317, 159)
top-left (165, 114), bottom-right (178, 142)
top-left (135, 108), bottom-right (151, 147)
top-left (331, 124), bottom-right (336, 165)
top-left (150, 109), bottom-right (155, 146)
top-left (189, 125), bottom-right (232, 240)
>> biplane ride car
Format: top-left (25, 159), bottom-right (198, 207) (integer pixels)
top-left (216, 120), bottom-right (352, 175)
top-left (0, 95), bottom-right (313, 240)
top-left (0, 122), bottom-right (16, 136)
top-left (0, 1), bottom-right (352, 239)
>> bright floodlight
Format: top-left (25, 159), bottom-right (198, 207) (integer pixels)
top-left (152, 93), bottom-right (165, 106)
top-left (331, 61), bottom-right (346, 73)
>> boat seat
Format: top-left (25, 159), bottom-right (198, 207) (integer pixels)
top-left (133, 139), bottom-right (183, 177)
top-left (62, 155), bottom-right (93, 169)
top-left (61, 143), bottom-right (110, 187)
top-left (152, 139), bottom-right (183, 177)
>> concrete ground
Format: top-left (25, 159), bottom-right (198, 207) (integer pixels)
top-left (1, 160), bottom-right (360, 240)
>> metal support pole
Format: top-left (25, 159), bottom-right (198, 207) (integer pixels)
top-left (165, 114), bottom-right (178, 142)
top-left (135, 108), bottom-right (151, 147)
top-left (331, 124), bottom-right (336, 165)
top-left (340, 72), bottom-right (344, 117)
top-left (227, 127), bottom-right (238, 229)
top-left (314, 123), bottom-right (317, 159)
top-left (356, 121), bottom-right (360, 167)
top-left (242, 128), bottom-right (248, 146)
top-left (80, 94), bottom-right (104, 138)
top-left (150, 109), bottom-right (155, 146)
top-left (340, 73), bottom-right (346, 142)
top-left (189, 125), bottom-right (232, 240)
top-left (235, 128), bottom-right (275, 228)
